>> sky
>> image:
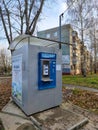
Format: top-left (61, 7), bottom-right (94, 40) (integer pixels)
top-left (0, 41), bottom-right (11, 55)
top-left (0, 0), bottom-right (67, 51)
top-left (0, 38), bottom-right (9, 49)
top-left (37, 0), bottom-right (67, 31)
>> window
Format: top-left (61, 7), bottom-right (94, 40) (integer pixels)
top-left (46, 34), bottom-right (50, 38)
top-left (54, 32), bottom-right (57, 37)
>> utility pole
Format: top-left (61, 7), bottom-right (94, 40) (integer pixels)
top-left (58, 0), bottom-right (76, 49)
top-left (59, 13), bottom-right (64, 49)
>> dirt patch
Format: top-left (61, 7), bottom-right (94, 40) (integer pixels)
top-left (0, 77), bottom-right (98, 114)
top-left (63, 87), bottom-right (98, 114)
top-left (0, 77), bottom-right (11, 111)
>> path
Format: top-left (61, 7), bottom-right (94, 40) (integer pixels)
top-left (63, 84), bottom-right (98, 92)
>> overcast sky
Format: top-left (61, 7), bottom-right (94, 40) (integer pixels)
top-left (0, 1), bottom-right (67, 50)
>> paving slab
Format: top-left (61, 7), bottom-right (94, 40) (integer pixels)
top-left (65, 102), bottom-right (98, 130)
top-left (0, 100), bottom-right (38, 130)
top-left (2, 100), bottom-right (27, 118)
top-left (0, 100), bottom-right (88, 130)
top-left (33, 103), bottom-right (88, 130)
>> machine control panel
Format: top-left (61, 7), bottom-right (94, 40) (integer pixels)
top-left (38, 52), bottom-right (56, 90)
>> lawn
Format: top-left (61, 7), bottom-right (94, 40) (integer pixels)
top-left (62, 74), bottom-right (98, 89)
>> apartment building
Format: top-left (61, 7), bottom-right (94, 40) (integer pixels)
top-left (37, 24), bottom-right (90, 74)
top-left (38, 24), bottom-right (72, 74)
top-left (72, 31), bottom-right (82, 74)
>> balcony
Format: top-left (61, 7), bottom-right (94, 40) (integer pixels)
top-left (72, 58), bottom-right (78, 64)
top-left (73, 52), bottom-right (78, 57)
top-left (72, 43), bottom-right (78, 50)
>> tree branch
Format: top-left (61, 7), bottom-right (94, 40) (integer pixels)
top-left (30, 0), bottom-right (45, 35)
top-left (17, 0), bottom-right (24, 34)
top-left (25, 0), bottom-right (29, 34)
top-left (0, 6), bottom-right (11, 44)
top-left (28, 0), bottom-right (35, 18)
top-left (3, 0), bottom-right (12, 42)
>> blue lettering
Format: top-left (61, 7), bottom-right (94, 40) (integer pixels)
top-left (41, 53), bottom-right (55, 58)
top-left (14, 65), bottom-right (20, 69)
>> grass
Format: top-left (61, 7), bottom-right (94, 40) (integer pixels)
top-left (62, 74), bottom-right (98, 89)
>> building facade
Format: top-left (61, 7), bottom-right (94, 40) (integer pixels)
top-left (72, 31), bottom-right (82, 74)
top-left (37, 24), bottom-right (90, 74)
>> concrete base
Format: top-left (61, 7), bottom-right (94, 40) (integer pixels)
top-left (33, 103), bottom-right (88, 130)
top-left (0, 100), bottom-right (37, 130)
top-left (0, 100), bottom-right (88, 130)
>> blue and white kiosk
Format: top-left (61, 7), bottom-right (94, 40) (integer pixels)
top-left (9, 35), bottom-right (62, 115)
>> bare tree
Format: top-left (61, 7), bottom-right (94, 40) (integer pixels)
top-left (92, 0), bottom-right (98, 73)
top-left (0, 0), bottom-right (45, 45)
top-left (88, 30), bottom-right (94, 74)
top-left (0, 48), bottom-right (11, 74)
top-left (88, 23), bottom-right (98, 73)
top-left (87, 0), bottom-right (98, 74)
top-left (65, 0), bottom-right (94, 77)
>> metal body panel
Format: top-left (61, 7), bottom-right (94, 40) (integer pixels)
top-left (11, 36), bottom-right (62, 115)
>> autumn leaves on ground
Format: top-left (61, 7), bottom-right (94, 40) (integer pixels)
top-left (0, 76), bottom-right (98, 115)
top-left (63, 74), bottom-right (98, 114)
top-left (0, 77), bottom-right (11, 111)
top-left (63, 88), bottom-right (98, 114)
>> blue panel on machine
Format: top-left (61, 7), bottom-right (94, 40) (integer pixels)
top-left (38, 52), bottom-right (56, 90)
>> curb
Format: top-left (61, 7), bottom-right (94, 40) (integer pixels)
top-left (30, 116), bottom-right (43, 130)
top-left (67, 118), bottom-right (88, 130)
top-left (63, 84), bottom-right (98, 93)
top-left (30, 116), bottom-right (88, 130)
top-left (61, 103), bottom-right (89, 130)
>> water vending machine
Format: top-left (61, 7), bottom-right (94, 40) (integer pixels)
top-left (9, 35), bottom-right (62, 115)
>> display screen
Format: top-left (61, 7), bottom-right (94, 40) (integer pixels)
top-left (42, 60), bottom-right (50, 78)
top-left (38, 52), bottom-right (56, 90)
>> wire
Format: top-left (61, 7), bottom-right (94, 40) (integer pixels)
top-left (60, 0), bottom-right (77, 16)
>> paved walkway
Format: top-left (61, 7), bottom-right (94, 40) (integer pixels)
top-left (63, 84), bottom-right (98, 93)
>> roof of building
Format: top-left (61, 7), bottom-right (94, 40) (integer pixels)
top-left (38, 24), bottom-right (73, 33)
